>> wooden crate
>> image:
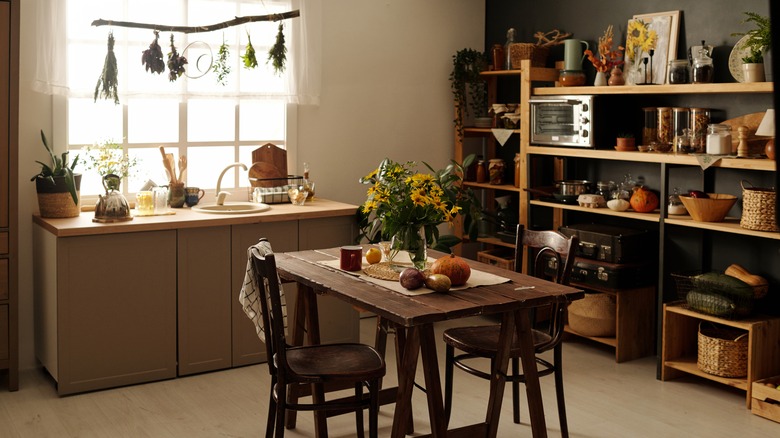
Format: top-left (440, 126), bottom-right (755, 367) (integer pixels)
top-left (477, 248), bottom-right (515, 271)
top-left (752, 376), bottom-right (780, 423)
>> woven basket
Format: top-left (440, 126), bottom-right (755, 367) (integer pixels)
top-left (740, 180), bottom-right (779, 232)
top-left (567, 293), bottom-right (616, 337)
top-left (509, 43), bottom-right (549, 68)
top-left (697, 322), bottom-right (748, 377)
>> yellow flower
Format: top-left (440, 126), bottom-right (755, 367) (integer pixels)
top-left (410, 191), bottom-right (427, 206)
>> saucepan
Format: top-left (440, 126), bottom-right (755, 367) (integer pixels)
top-left (555, 180), bottom-right (594, 196)
top-left (523, 186), bottom-right (579, 204)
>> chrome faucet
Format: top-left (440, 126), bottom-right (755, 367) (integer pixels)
top-left (215, 162), bottom-right (248, 205)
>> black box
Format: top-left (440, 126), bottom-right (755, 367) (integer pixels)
top-left (570, 258), bottom-right (655, 290)
top-left (559, 223), bottom-right (652, 264)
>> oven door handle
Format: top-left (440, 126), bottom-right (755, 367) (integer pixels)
top-left (528, 98), bottom-right (582, 105)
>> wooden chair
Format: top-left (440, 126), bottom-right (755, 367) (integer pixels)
top-left (249, 243), bottom-right (386, 438)
top-left (443, 225), bottom-right (578, 437)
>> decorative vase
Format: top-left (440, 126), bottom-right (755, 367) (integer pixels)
top-left (594, 71), bottom-right (607, 86)
top-left (743, 63), bottom-right (765, 83)
top-left (608, 67), bottom-right (625, 85)
top-left (35, 174), bottom-right (82, 218)
top-left (391, 225), bottom-right (428, 270)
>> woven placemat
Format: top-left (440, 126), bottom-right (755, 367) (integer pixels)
top-left (363, 261), bottom-right (431, 281)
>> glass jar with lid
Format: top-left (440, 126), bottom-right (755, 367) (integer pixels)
top-left (672, 107), bottom-right (692, 154)
top-left (642, 107), bottom-right (657, 147)
top-left (656, 107), bottom-right (673, 151)
top-left (706, 124), bottom-right (732, 155)
top-left (689, 108), bottom-right (711, 153)
top-left (692, 56), bottom-right (714, 83)
top-left (668, 187), bottom-right (687, 215)
top-left (668, 60), bottom-right (689, 84)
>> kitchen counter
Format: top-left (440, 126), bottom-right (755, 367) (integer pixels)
top-left (33, 198), bottom-right (358, 237)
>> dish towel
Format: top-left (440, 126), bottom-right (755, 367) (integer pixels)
top-left (239, 239), bottom-right (287, 343)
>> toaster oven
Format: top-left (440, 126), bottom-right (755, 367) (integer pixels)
top-left (529, 95), bottom-right (596, 147)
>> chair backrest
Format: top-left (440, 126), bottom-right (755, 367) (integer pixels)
top-left (513, 225), bottom-right (578, 351)
top-left (250, 245), bottom-right (289, 375)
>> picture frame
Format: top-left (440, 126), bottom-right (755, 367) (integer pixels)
top-left (624, 10), bottom-right (681, 85)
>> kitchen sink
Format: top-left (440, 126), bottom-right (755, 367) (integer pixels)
top-left (191, 202), bottom-right (271, 214)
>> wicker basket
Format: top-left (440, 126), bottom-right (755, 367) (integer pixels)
top-left (509, 43), bottom-right (549, 68)
top-left (698, 322), bottom-right (748, 377)
top-left (567, 293), bottom-right (616, 337)
top-left (740, 181), bottom-right (778, 232)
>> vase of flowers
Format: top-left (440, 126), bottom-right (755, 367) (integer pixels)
top-left (584, 25), bottom-right (624, 86)
top-left (358, 155), bottom-right (482, 268)
top-left (624, 19), bottom-right (657, 85)
top-left (82, 139), bottom-right (138, 190)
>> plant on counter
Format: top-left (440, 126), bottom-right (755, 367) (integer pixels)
top-left (450, 48), bottom-right (488, 138)
top-left (31, 130), bottom-right (81, 205)
top-left (732, 12), bottom-right (771, 64)
top-left (584, 25), bottom-right (624, 73)
top-left (81, 139), bottom-right (138, 190)
top-left (357, 154), bottom-right (482, 253)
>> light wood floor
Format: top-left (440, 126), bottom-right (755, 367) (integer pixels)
top-left (1, 316), bottom-right (777, 437)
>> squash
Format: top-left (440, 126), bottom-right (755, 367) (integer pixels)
top-left (629, 186), bottom-right (659, 213)
top-left (692, 272), bottom-right (754, 317)
top-left (724, 263), bottom-right (769, 299)
top-left (686, 289), bottom-right (736, 317)
top-left (431, 253), bottom-right (471, 286)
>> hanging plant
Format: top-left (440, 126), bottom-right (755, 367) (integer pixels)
top-left (213, 34), bottom-right (231, 85)
top-left (94, 31), bottom-right (119, 104)
top-left (450, 48), bottom-right (488, 138)
top-left (167, 34), bottom-right (188, 81)
top-left (242, 31), bottom-right (258, 69)
top-left (267, 22), bottom-right (287, 74)
top-left (141, 30), bottom-right (165, 74)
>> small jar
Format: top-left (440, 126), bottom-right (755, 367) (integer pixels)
top-left (491, 44), bottom-right (505, 71)
top-left (668, 60), bottom-right (689, 84)
top-left (595, 181), bottom-right (615, 199)
top-left (488, 158), bottom-right (505, 185)
top-left (672, 107), bottom-right (691, 154)
top-left (692, 56), bottom-right (714, 84)
top-left (706, 124), bottom-right (732, 155)
top-left (559, 70), bottom-right (586, 86)
top-left (475, 159), bottom-right (488, 183)
top-left (668, 187), bottom-right (687, 215)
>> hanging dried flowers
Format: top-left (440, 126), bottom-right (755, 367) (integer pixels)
top-left (94, 31), bottom-right (119, 104)
top-left (584, 25), bottom-right (625, 73)
top-left (267, 22), bottom-right (287, 74)
top-left (242, 31), bottom-right (258, 69)
top-left (167, 34), bottom-right (188, 81)
top-left (141, 30), bottom-right (165, 74)
top-left (213, 34), bottom-right (231, 85)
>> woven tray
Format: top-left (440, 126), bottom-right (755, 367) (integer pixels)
top-left (363, 261), bottom-right (431, 281)
top-left (698, 322), bottom-right (748, 377)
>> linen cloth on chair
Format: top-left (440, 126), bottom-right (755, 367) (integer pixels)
top-left (239, 238), bottom-right (287, 342)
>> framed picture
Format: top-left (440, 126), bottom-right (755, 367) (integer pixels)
top-left (624, 10), bottom-right (680, 85)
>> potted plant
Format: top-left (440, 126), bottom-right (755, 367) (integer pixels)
top-left (31, 130), bottom-right (81, 218)
top-left (732, 12), bottom-right (771, 82)
top-left (615, 133), bottom-right (636, 151)
top-left (450, 49), bottom-right (489, 138)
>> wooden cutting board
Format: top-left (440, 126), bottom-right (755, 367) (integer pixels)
top-left (249, 162), bottom-right (285, 187)
top-left (252, 143), bottom-right (287, 176)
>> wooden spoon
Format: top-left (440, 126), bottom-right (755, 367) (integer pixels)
top-left (178, 155), bottom-right (187, 184)
top-left (160, 146), bottom-right (175, 183)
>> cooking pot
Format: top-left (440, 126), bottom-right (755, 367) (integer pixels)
top-left (555, 180), bottom-right (593, 196)
top-left (523, 186), bottom-right (580, 204)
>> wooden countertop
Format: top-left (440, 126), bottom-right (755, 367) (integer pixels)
top-left (33, 199), bottom-right (359, 237)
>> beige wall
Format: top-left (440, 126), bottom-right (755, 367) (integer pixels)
top-left (15, 0), bottom-right (485, 368)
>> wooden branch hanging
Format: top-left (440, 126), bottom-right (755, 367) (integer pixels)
top-left (91, 10), bottom-right (300, 33)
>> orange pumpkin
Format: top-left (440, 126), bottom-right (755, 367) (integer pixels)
top-left (431, 253), bottom-right (471, 286)
top-left (629, 186), bottom-right (659, 213)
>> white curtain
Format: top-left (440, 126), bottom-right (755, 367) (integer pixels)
top-left (32, 0), bottom-right (321, 104)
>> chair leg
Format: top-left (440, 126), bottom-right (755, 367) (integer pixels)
top-left (355, 382), bottom-right (365, 438)
top-left (369, 379), bottom-right (380, 438)
top-left (266, 379), bottom-right (278, 438)
top-left (444, 344), bottom-right (454, 426)
top-left (554, 345), bottom-right (568, 438)
top-left (275, 383), bottom-right (287, 438)
top-left (511, 357), bottom-right (521, 424)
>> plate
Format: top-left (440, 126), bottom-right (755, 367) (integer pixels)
top-left (728, 35), bottom-right (752, 83)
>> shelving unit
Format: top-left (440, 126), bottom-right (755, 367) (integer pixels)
top-left (662, 303), bottom-right (780, 408)
top-left (523, 79), bottom-right (779, 401)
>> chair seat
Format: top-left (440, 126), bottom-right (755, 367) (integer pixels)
top-left (286, 343), bottom-right (386, 381)
top-left (443, 325), bottom-right (552, 358)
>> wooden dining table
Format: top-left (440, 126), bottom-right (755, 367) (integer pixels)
top-left (273, 246), bottom-right (584, 438)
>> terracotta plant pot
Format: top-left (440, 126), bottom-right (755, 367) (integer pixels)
top-left (615, 137), bottom-right (636, 151)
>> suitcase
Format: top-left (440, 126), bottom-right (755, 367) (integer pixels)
top-left (569, 258), bottom-right (655, 290)
top-left (559, 223), bottom-right (652, 264)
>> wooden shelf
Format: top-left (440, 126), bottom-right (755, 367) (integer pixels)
top-left (661, 304), bottom-right (780, 408)
top-left (464, 182), bottom-right (521, 192)
top-left (533, 82), bottom-right (773, 96)
top-left (527, 146), bottom-right (776, 171)
top-left (481, 67), bottom-right (559, 82)
top-left (529, 200), bottom-right (661, 223)
top-left (664, 216), bottom-right (780, 240)
top-left (564, 325), bottom-right (618, 348)
top-left (463, 127), bottom-right (520, 136)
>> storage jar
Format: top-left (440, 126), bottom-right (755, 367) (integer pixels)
top-left (488, 158), bottom-right (505, 184)
top-left (657, 107), bottom-right (672, 149)
top-left (689, 108), bottom-right (711, 153)
top-left (706, 124), bottom-right (732, 155)
top-left (668, 60), bottom-right (689, 84)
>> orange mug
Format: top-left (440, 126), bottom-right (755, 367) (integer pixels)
top-left (340, 246), bottom-right (363, 271)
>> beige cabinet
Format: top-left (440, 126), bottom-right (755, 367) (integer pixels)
top-left (34, 229), bottom-right (177, 395)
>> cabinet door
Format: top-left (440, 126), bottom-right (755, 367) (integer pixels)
top-left (178, 227), bottom-right (231, 376)
top-left (231, 221), bottom-right (298, 366)
top-left (57, 231), bottom-right (177, 395)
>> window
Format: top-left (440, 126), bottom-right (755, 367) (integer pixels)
top-left (61, 0), bottom-right (296, 198)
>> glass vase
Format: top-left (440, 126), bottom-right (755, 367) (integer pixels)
top-left (391, 225), bottom-right (428, 270)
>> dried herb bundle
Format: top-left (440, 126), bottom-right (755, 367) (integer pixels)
top-left (213, 34), bottom-right (231, 85)
top-left (167, 34), bottom-right (188, 81)
top-left (242, 31), bottom-right (258, 69)
top-left (142, 30), bottom-right (165, 74)
top-left (267, 22), bottom-right (287, 74)
top-left (94, 31), bottom-right (119, 104)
